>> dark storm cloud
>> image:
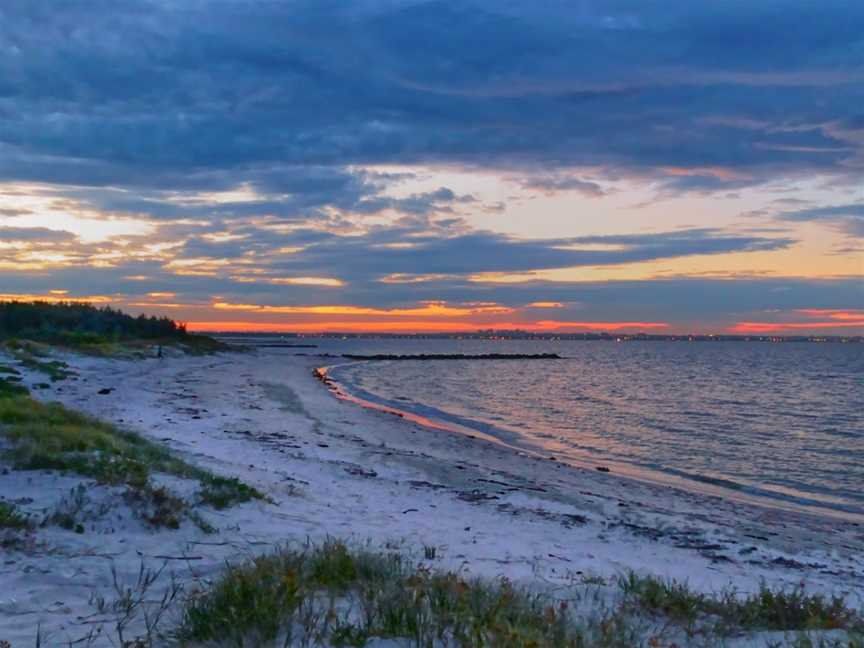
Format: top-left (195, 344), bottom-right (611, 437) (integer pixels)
top-left (1, 0), bottom-right (862, 193)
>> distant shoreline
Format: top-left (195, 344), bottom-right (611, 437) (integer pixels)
top-left (212, 331), bottom-right (864, 344)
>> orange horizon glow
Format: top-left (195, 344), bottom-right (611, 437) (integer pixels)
top-left (795, 309), bottom-right (864, 321)
top-left (0, 293), bottom-right (860, 336)
top-left (729, 321), bottom-right (864, 333)
top-left (0, 293), bottom-right (114, 304)
top-left (211, 301), bottom-right (515, 317)
top-left (186, 319), bottom-right (670, 333)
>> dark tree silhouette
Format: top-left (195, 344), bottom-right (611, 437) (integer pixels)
top-left (0, 301), bottom-right (188, 343)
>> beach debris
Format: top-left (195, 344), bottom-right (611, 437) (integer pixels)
top-left (497, 502), bottom-right (588, 527)
top-left (407, 480), bottom-right (447, 490)
top-left (344, 465), bottom-right (377, 478)
top-left (456, 490), bottom-right (500, 503)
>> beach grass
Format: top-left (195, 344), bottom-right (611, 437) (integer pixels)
top-left (2, 339), bottom-right (74, 381)
top-left (198, 474), bottom-right (265, 510)
top-left (50, 333), bottom-right (231, 358)
top-left (0, 386), bottom-right (265, 531)
top-left (172, 541), bottom-right (864, 647)
top-left (0, 376), bottom-right (29, 397)
top-left (0, 301), bottom-right (228, 358)
top-left (2, 333), bottom-right (230, 363)
top-left (619, 571), bottom-right (861, 637)
top-left (0, 500), bottom-right (30, 530)
top-left (22, 540), bottom-right (862, 647)
top-left (177, 539), bottom-right (599, 647)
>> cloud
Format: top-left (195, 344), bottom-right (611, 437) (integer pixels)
top-left (0, 227), bottom-right (77, 242)
top-left (519, 175), bottom-right (607, 197)
top-left (251, 227), bottom-right (794, 281)
top-left (730, 307), bottom-right (864, 333)
top-left (45, 172), bottom-right (474, 226)
top-left (776, 203), bottom-right (864, 237)
top-left (0, 264), bottom-right (860, 333)
top-left (0, 1), bottom-right (860, 334)
top-left (211, 300), bottom-right (513, 317)
top-left (0, 0), bottom-right (862, 196)
top-left (184, 319), bottom-right (670, 334)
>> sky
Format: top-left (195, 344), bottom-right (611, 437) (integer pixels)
top-left (0, 0), bottom-right (862, 335)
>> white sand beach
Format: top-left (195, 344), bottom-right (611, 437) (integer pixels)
top-left (1, 348), bottom-right (862, 646)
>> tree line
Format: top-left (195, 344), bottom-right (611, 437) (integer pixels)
top-left (0, 301), bottom-right (188, 343)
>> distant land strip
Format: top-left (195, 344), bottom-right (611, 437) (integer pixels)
top-left (241, 343), bottom-right (319, 348)
top-left (341, 353), bottom-right (562, 361)
top-left (211, 332), bottom-right (862, 343)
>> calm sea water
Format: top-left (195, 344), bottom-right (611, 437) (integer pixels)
top-left (309, 339), bottom-right (863, 518)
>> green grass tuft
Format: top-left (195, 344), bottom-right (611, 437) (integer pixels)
top-left (3, 340), bottom-right (75, 380)
top-left (197, 474), bottom-right (265, 510)
top-left (0, 376), bottom-right (29, 397)
top-left (0, 500), bottom-right (30, 530)
top-left (178, 540), bottom-right (608, 647)
top-left (620, 571), bottom-right (862, 636)
top-left (177, 550), bottom-right (864, 647)
top-left (0, 390), bottom-right (265, 532)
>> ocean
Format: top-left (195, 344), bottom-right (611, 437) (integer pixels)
top-left (305, 338), bottom-right (864, 519)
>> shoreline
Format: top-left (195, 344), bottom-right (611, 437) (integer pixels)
top-left (1, 348), bottom-right (862, 645)
top-left (319, 359), bottom-right (864, 525)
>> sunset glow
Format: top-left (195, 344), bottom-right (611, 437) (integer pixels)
top-left (186, 319), bottom-right (670, 334)
top-left (0, 2), bottom-right (861, 336)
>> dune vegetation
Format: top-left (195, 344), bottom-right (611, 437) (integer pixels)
top-left (0, 379), bottom-right (263, 535)
top-left (36, 539), bottom-right (860, 647)
top-left (0, 300), bottom-right (227, 356)
top-left (177, 540), bottom-right (864, 647)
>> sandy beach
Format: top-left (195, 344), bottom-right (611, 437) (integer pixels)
top-left (1, 348), bottom-right (862, 646)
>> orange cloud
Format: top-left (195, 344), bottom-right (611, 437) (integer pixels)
top-left (379, 273), bottom-right (456, 284)
top-left (127, 302), bottom-right (185, 309)
top-left (531, 320), bottom-right (668, 331)
top-left (269, 277), bottom-right (345, 287)
top-left (0, 293), bottom-right (113, 304)
top-left (527, 301), bottom-right (564, 308)
top-left (659, 165), bottom-right (750, 181)
top-left (729, 308), bottom-right (864, 333)
top-left (211, 300), bottom-right (514, 317)
top-left (187, 319), bottom-right (668, 333)
top-left (795, 309), bottom-right (864, 321)
top-left (730, 321), bottom-right (864, 333)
